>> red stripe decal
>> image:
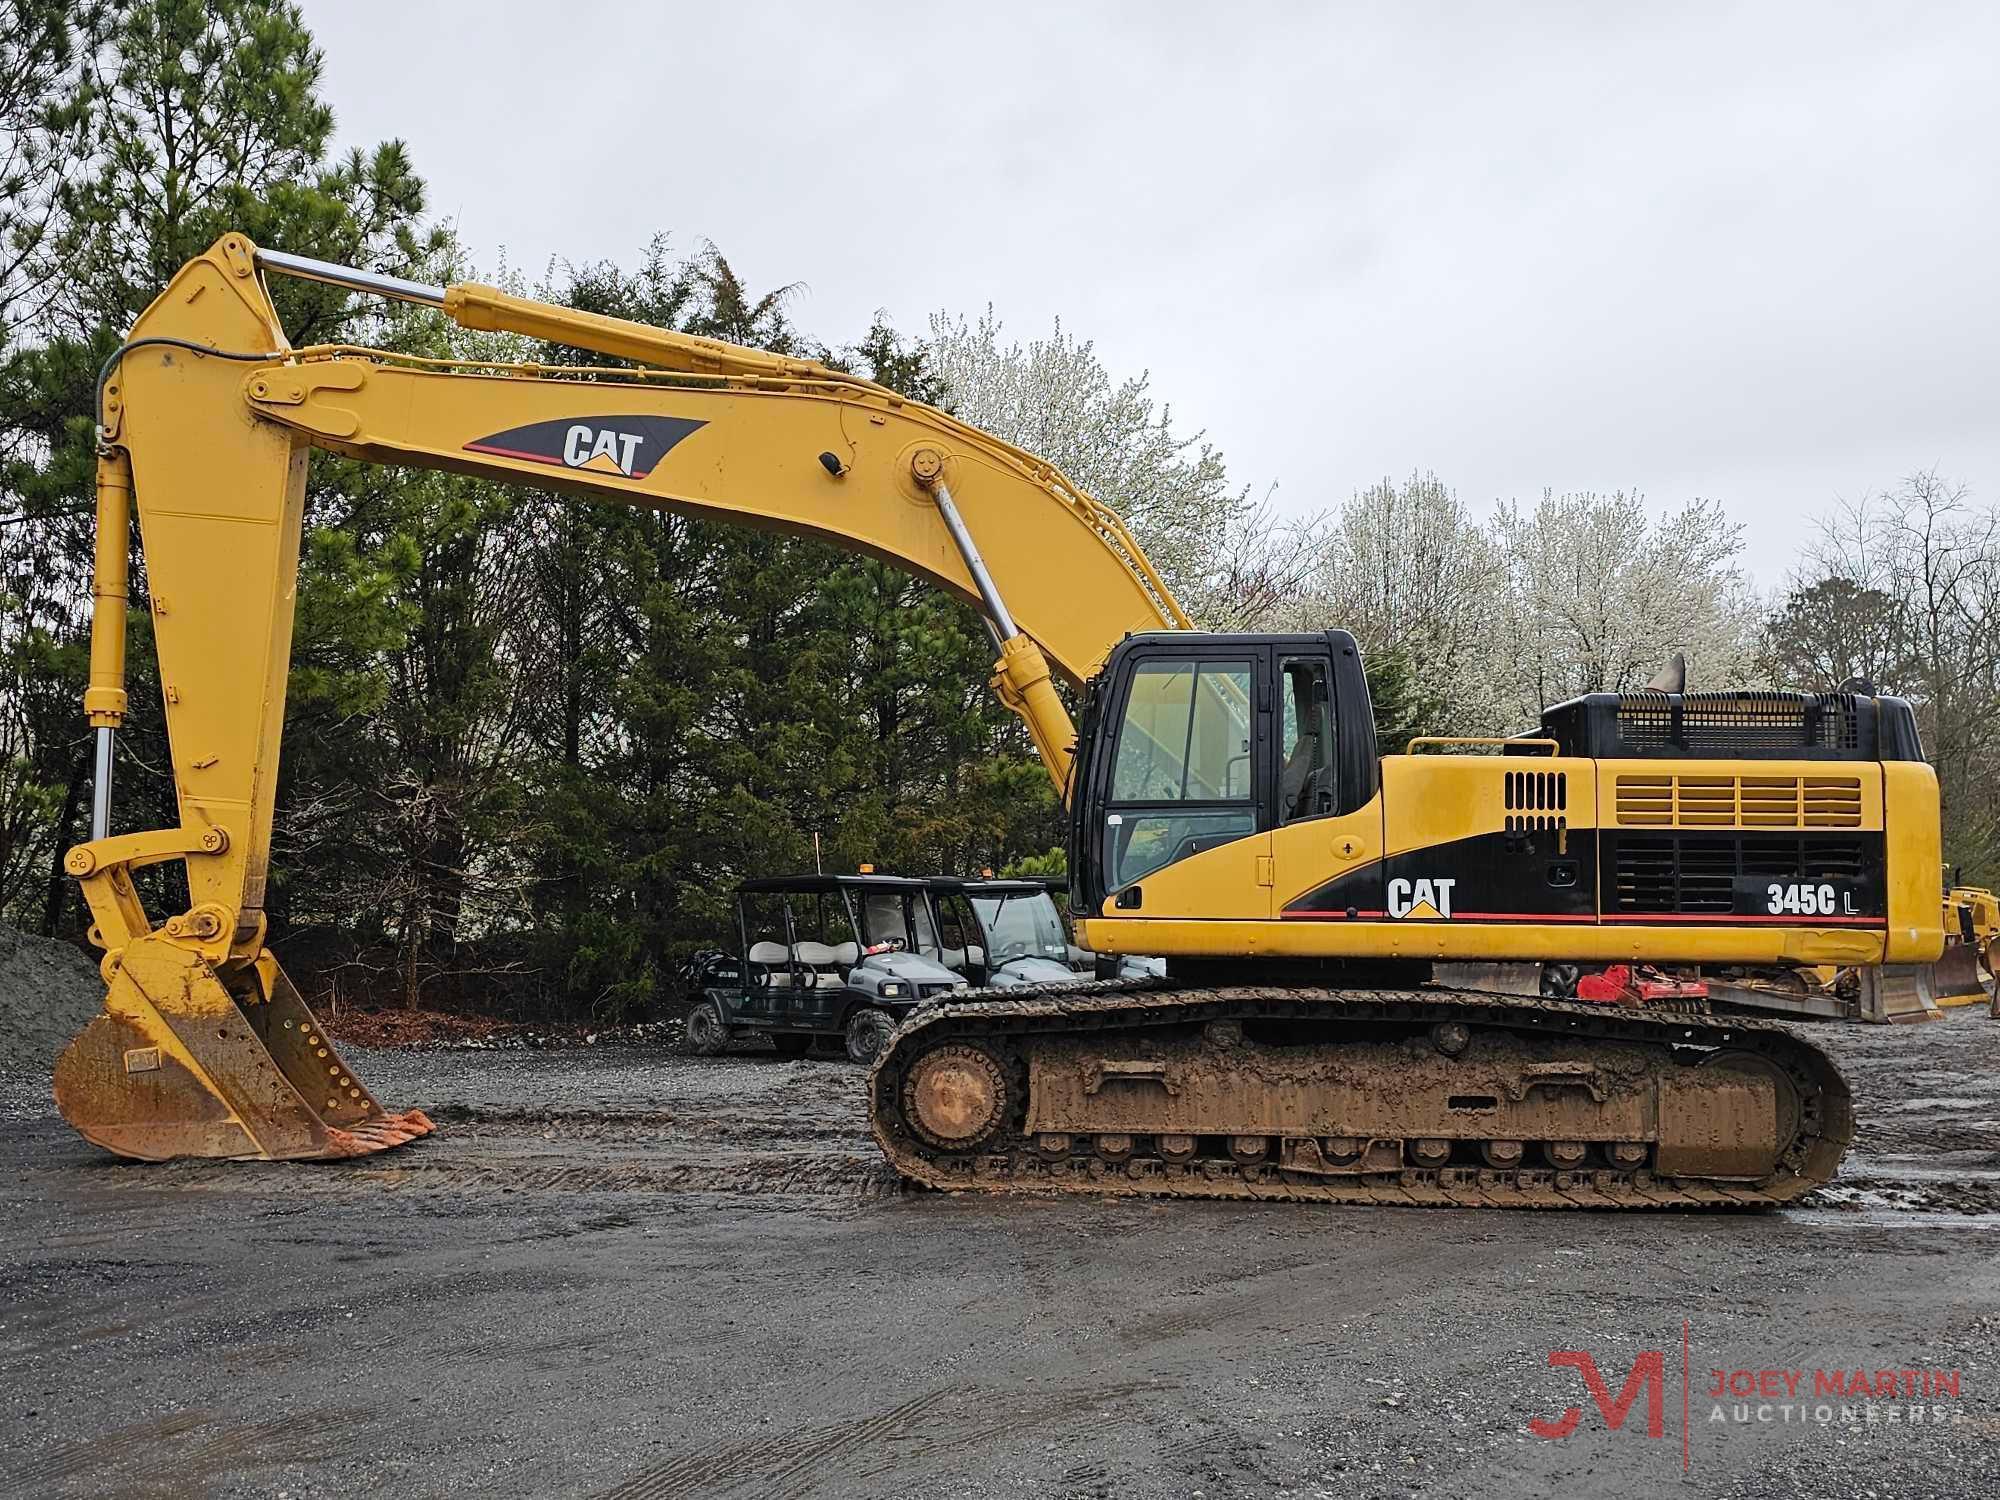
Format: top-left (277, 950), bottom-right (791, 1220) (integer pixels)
top-left (463, 442), bottom-right (562, 465)
top-left (1281, 910), bottom-right (1595, 922)
top-left (1280, 910), bottom-right (1885, 927)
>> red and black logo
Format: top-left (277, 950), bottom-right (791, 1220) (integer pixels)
top-left (463, 415), bottom-right (706, 480)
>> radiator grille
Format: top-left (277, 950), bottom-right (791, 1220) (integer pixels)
top-left (1614, 773), bottom-right (1861, 828)
top-left (1610, 835), bottom-right (1868, 914)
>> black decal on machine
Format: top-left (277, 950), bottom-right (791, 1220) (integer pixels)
top-left (463, 414), bottom-right (707, 479)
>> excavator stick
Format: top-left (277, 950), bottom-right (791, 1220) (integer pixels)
top-left (52, 937), bottom-right (431, 1162)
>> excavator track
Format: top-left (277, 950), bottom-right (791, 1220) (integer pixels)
top-left (868, 979), bottom-right (1852, 1209)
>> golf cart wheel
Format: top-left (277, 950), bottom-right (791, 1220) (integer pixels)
top-left (685, 999), bottom-right (728, 1056)
top-left (771, 1033), bottom-right (813, 1059)
top-left (845, 1007), bottom-right (896, 1065)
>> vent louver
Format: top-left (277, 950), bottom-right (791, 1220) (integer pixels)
top-left (1614, 774), bottom-right (1861, 829)
top-left (1503, 769), bottom-right (1568, 834)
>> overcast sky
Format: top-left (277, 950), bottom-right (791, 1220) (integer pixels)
top-left (302, 2), bottom-right (1998, 588)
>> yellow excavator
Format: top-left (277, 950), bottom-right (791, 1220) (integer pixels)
top-left (56, 233), bottom-right (1946, 1206)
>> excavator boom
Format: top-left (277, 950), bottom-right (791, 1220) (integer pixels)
top-left (58, 233), bottom-right (1183, 1162)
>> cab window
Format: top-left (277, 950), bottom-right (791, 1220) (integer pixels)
top-left (1110, 660), bottom-right (1253, 801)
top-left (1104, 658), bottom-right (1255, 890)
top-left (1278, 658), bottom-right (1335, 824)
top-left (933, 893), bottom-right (982, 972)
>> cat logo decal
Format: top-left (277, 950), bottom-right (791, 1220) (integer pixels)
top-left (463, 414), bottom-right (706, 480)
top-left (1387, 877), bottom-right (1456, 920)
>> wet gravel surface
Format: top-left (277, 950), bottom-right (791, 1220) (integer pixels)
top-left (1, 1004), bottom-right (1996, 1498)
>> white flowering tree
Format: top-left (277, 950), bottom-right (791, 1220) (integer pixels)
top-left (1490, 491), bottom-right (1758, 723)
top-left (1776, 470), bottom-right (2000, 875)
top-left (926, 307), bottom-right (1310, 628)
top-left (1287, 472), bottom-right (1507, 736)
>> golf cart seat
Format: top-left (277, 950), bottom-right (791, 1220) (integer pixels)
top-left (749, 939), bottom-right (809, 989)
top-left (792, 941), bottom-right (849, 988)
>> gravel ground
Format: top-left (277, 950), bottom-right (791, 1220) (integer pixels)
top-left (0, 928), bottom-right (101, 1087)
top-left (2, 954), bottom-right (1997, 1499)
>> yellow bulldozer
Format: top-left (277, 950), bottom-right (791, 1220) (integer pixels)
top-left (1936, 885), bottom-right (2000, 1011)
top-left (53, 234), bottom-right (1950, 1206)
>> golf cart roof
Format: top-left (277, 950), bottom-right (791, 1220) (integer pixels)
top-left (736, 873), bottom-right (933, 895)
top-left (925, 876), bottom-right (1066, 897)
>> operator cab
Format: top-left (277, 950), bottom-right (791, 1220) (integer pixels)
top-left (1069, 631), bottom-right (1378, 914)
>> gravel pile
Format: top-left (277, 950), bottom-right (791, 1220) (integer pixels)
top-left (0, 924), bottom-right (101, 1114)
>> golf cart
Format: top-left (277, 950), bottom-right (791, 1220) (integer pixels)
top-left (683, 874), bottom-right (967, 1063)
top-left (929, 875), bottom-right (1166, 987)
top-left (927, 877), bottom-right (1090, 989)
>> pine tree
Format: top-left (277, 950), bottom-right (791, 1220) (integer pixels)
top-left (0, 0), bottom-right (439, 932)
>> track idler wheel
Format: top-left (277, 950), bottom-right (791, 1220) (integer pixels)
top-left (900, 1044), bottom-right (1010, 1152)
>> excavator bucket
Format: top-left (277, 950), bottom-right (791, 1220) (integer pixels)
top-left (52, 935), bottom-right (431, 1162)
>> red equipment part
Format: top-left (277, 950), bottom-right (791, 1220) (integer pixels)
top-left (1575, 964), bottom-right (1709, 1006)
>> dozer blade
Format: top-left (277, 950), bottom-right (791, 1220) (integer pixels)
top-left (1855, 963), bottom-right (1945, 1023)
top-left (52, 935), bottom-right (432, 1162)
top-left (1931, 943), bottom-right (1990, 1008)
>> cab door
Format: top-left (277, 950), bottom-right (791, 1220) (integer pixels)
top-left (1267, 648), bottom-right (1385, 918)
top-left (1093, 645), bottom-right (1273, 919)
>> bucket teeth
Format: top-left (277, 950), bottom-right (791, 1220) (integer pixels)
top-left (323, 1110), bottom-right (436, 1159)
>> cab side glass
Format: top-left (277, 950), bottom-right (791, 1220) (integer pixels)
top-left (1104, 658), bottom-right (1256, 890)
top-left (935, 895), bottom-right (979, 972)
top-left (1278, 657), bottom-right (1335, 824)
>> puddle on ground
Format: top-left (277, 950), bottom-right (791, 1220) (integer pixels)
top-left (1785, 1207), bottom-right (2000, 1230)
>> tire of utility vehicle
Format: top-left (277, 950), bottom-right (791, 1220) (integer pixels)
top-left (684, 999), bottom-right (728, 1055)
top-left (845, 1007), bottom-right (895, 1065)
top-left (771, 1033), bottom-right (813, 1059)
